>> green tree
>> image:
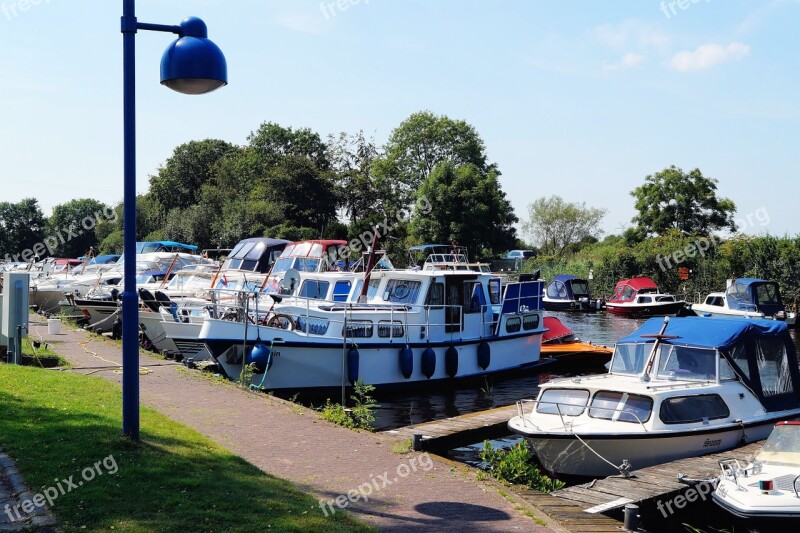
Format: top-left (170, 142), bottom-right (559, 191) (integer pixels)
top-left (410, 162), bottom-right (517, 260)
top-left (522, 196), bottom-right (607, 257)
top-left (148, 139), bottom-right (237, 213)
top-left (376, 111), bottom-right (492, 209)
top-left (247, 122), bottom-right (330, 170)
top-left (631, 166), bottom-right (737, 237)
top-left (0, 198), bottom-right (46, 260)
top-left (46, 199), bottom-right (111, 258)
top-left (327, 130), bottom-right (380, 224)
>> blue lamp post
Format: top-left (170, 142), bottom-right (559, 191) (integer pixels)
top-left (121, 0), bottom-right (226, 440)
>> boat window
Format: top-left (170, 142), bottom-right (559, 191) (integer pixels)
top-left (547, 281), bottom-right (566, 299)
top-left (296, 316), bottom-right (329, 335)
top-left (332, 280), bottom-right (352, 302)
top-left (637, 296), bottom-right (652, 304)
top-left (727, 343), bottom-right (751, 381)
top-left (536, 389), bottom-right (589, 416)
top-left (279, 243), bottom-right (296, 257)
top-left (756, 283), bottom-right (781, 305)
top-left (755, 424), bottom-right (800, 467)
top-left (571, 280), bottom-right (589, 296)
top-left (299, 280), bottom-right (330, 300)
top-left (522, 314), bottom-right (539, 331)
top-left (378, 321), bottom-right (404, 338)
top-left (659, 394), bottom-right (730, 424)
top-left (656, 295), bottom-right (675, 302)
top-left (295, 258), bottom-right (321, 272)
top-left (719, 357), bottom-right (737, 381)
top-left (425, 282), bottom-right (444, 308)
top-left (706, 296), bottom-right (724, 307)
top-left (488, 278), bottom-right (501, 305)
top-left (505, 317), bottom-right (521, 333)
top-left (614, 285), bottom-right (635, 301)
top-left (352, 279), bottom-right (381, 301)
top-left (343, 320), bottom-right (373, 338)
top-left (656, 345), bottom-right (717, 381)
top-left (610, 343), bottom-right (650, 375)
top-left (589, 391), bottom-right (653, 423)
top-left (292, 242), bottom-right (312, 257)
top-left (755, 337), bottom-right (794, 397)
top-left (271, 257), bottom-right (294, 274)
top-left (384, 279), bottom-right (422, 304)
top-left (464, 282), bottom-right (486, 314)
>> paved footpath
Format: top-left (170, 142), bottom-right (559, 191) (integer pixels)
top-left (29, 318), bottom-right (556, 532)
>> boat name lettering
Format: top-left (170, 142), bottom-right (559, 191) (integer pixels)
top-left (703, 438), bottom-right (721, 448)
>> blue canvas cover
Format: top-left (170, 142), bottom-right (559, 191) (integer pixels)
top-left (725, 278), bottom-right (785, 317)
top-left (136, 241), bottom-right (198, 253)
top-left (619, 316), bottom-right (788, 350)
top-left (546, 275), bottom-right (591, 302)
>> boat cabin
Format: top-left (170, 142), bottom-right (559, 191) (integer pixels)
top-left (135, 241), bottom-right (198, 254)
top-left (271, 240), bottom-right (348, 274)
top-left (725, 278), bottom-right (786, 318)
top-left (222, 237), bottom-right (291, 273)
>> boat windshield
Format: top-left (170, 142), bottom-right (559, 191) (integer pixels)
top-left (609, 343), bottom-right (650, 375)
top-left (755, 424), bottom-right (800, 467)
top-left (571, 280), bottom-right (589, 296)
top-left (656, 345), bottom-right (718, 381)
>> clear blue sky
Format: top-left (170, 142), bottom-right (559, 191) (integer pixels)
top-left (1, 1), bottom-right (798, 240)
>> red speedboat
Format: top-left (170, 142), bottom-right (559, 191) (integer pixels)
top-left (605, 276), bottom-right (685, 317)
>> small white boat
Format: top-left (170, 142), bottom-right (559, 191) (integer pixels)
top-left (714, 421), bottom-right (800, 524)
top-left (508, 316), bottom-right (800, 477)
top-left (692, 278), bottom-right (796, 326)
top-left (604, 277), bottom-right (686, 317)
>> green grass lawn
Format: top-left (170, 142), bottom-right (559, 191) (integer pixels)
top-left (0, 364), bottom-right (373, 533)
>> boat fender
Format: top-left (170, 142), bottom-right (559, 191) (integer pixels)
top-left (421, 347), bottom-right (436, 379)
top-left (399, 345), bottom-right (413, 379)
top-left (246, 342), bottom-right (272, 374)
top-left (477, 341), bottom-right (490, 370)
top-left (347, 347), bottom-right (360, 384)
top-left (445, 345), bottom-right (458, 378)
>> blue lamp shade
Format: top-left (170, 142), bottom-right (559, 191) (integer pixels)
top-left (160, 17), bottom-right (227, 95)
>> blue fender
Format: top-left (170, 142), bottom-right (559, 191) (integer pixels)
top-left (477, 341), bottom-right (490, 370)
top-left (246, 343), bottom-right (272, 374)
top-left (399, 345), bottom-right (413, 379)
top-left (421, 347), bottom-right (436, 379)
top-left (445, 345), bottom-right (458, 378)
top-left (347, 347), bottom-right (360, 385)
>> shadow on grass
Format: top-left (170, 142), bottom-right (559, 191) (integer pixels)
top-left (0, 365), bottom-right (371, 533)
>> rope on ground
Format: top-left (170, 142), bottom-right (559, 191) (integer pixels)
top-left (79, 338), bottom-right (152, 376)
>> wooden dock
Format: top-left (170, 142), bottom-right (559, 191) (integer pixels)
top-left (383, 404), bottom-right (519, 453)
top-left (384, 407), bottom-right (767, 532)
top-left (552, 439), bottom-right (764, 512)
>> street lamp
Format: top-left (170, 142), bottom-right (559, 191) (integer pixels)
top-left (121, 0), bottom-right (227, 440)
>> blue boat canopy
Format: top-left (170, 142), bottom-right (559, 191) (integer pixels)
top-left (725, 278), bottom-right (785, 317)
top-left (545, 275), bottom-right (591, 301)
top-left (136, 241), bottom-right (198, 253)
top-left (619, 316), bottom-right (788, 351)
top-left (224, 237), bottom-right (291, 273)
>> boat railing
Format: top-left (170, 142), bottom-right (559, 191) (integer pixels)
top-left (515, 399), bottom-right (649, 433)
top-left (201, 288), bottom-right (514, 340)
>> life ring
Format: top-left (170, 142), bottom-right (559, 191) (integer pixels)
top-left (266, 314), bottom-right (295, 331)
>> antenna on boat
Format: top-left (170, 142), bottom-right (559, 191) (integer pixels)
top-left (639, 316), bottom-right (679, 381)
top-left (358, 227), bottom-right (380, 304)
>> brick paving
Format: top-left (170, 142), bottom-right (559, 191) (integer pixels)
top-left (0, 452), bottom-right (57, 532)
top-left (27, 318), bottom-right (555, 532)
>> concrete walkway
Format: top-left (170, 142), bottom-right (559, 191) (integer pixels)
top-left (0, 452), bottom-right (57, 532)
top-left (29, 318), bottom-right (554, 532)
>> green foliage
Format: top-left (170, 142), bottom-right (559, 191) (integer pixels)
top-left (0, 198), bottom-right (46, 260)
top-left (320, 380), bottom-right (377, 431)
top-left (631, 166), bottom-right (736, 237)
top-left (480, 441), bottom-right (564, 493)
top-left (46, 198), bottom-right (111, 257)
top-left (410, 161), bottom-right (517, 260)
top-left (523, 195), bottom-right (607, 257)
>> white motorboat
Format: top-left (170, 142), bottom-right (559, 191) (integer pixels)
top-left (508, 316), bottom-right (800, 477)
top-left (604, 276), bottom-right (686, 317)
top-left (713, 421), bottom-right (800, 526)
top-left (692, 278), bottom-right (796, 326)
top-left (200, 253), bottom-right (546, 391)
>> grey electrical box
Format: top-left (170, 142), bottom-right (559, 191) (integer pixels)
top-left (1, 272), bottom-right (30, 364)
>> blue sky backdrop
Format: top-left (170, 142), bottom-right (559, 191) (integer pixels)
top-left (1, 0), bottom-right (797, 240)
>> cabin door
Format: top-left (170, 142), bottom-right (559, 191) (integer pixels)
top-left (445, 279), bottom-right (464, 333)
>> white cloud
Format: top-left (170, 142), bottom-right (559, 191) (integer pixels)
top-left (604, 52), bottom-right (647, 71)
top-left (593, 20), bottom-right (671, 53)
top-left (668, 42), bottom-right (751, 72)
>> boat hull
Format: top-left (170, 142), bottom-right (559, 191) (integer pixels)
top-left (542, 299), bottom-right (601, 312)
top-left (605, 300), bottom-right (686, 317)
top-left (201, 319), bottom-right (543, 391)
top-left (514, 416), bottom-right (794, 477)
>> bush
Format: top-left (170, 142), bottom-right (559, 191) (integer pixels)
top-left (480, 441), bottom-right (564, 493)
top-left (320, 379), bottom-right (377, 431)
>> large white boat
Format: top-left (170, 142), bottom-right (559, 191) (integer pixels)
top-left (508, 316), bottom-right (800, 477)
top-left (692, 278), bottom-right (796, 326)
top-left (713, 421), bottom-right (800, 526)
top-left (199, 263), bottom-right (546, 392)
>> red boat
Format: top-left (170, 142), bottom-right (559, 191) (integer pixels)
top-left (605, 276), bottom-right (685, 317)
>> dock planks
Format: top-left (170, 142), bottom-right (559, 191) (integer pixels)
top-left (384, 406), bottom-right (768, 532)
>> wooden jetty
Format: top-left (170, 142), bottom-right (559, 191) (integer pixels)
top-left (383, 404), bottom-right (518, 453)
top-left (384, 407), bottom-right (767, 532)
